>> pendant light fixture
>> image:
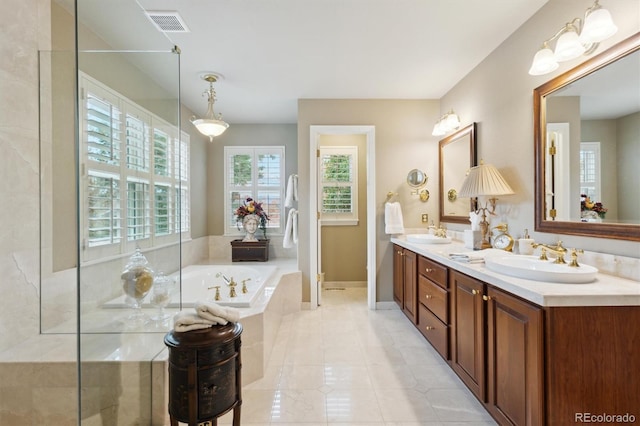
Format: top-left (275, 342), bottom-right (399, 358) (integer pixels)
top-left (528, 0), bottom-right (617, 76)
top-left (190, 73), bottom-right (229, 140)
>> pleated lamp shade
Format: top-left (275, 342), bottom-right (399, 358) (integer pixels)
top-left (458, 163), bottom-right (514, 197)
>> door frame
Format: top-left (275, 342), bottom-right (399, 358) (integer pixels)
top-left (309, 125), bottom-right (376, 310)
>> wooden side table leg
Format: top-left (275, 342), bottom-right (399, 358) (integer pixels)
top-left (232, 405), bottom-right (241, 426)
top-left (169, 415), bottom-right (178, 426)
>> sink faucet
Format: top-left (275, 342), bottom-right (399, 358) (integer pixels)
top-left (434, 225), bottom-right (447, 238)
top-left (532, 240), bottom-right (567, 264)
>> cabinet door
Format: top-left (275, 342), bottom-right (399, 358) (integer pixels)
top-left (486, 287), bottom-right (543, 426)
top-left (402, 249), bottom-right (417, 323)
top-left (450, 271), bottom-right (485, 401)
top-left (392, 245), bottom-right (404, 308)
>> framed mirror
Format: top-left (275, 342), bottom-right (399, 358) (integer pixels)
top-left (407, 169), bottom-right (427, 187)
top-left (534, 33), bottom-right (640, 241)
top-left (439, 123), bottom-right (477, 224)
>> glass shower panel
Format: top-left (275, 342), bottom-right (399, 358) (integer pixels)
top-left (77, 49), bottom-right (181, 425)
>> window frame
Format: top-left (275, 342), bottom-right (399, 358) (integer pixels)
top-left (223, 146), bottom-right (285, 236)
top-left (79, 73), bottom-right (190, 263)
top-left (319, 145), bottom-right (359, 226)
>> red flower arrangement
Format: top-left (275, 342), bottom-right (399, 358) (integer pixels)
top-left (235, 197), bottom-right (270, 238)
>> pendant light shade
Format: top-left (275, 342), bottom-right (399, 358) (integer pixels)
top-left (190, 74), bottom-right (229, 141)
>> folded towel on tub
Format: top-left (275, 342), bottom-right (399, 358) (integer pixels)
top-left (173, 311), bottom-right (215, 332)
top-left (194, 300), bottom-right (240, 323)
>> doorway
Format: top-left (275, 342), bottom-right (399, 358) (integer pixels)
top-left (309, 125), bottom-right (376, 310)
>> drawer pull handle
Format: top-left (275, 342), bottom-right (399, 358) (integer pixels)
top-left (397, 251), bottom-right (404, 256)
top-left (425, 268), bottom-right (434, 273)
top-left (424, 294), bottom-right (432, 299)
top-left (472, 289), bottom-right (479, 295)
top-left (424, 326), bottom-right (435, 331)
top-left (482, 295), bottom-right (492, 301)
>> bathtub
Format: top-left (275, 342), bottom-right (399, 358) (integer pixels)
top-left (103, 263), bottom-right (278, 309)
top-left (171, 264), bottom-right (278, 308)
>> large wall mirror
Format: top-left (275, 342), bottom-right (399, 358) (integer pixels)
top-left (534, 32), bottom-right (640, 241)
top-left (439, 123), bottom-right (477, 224)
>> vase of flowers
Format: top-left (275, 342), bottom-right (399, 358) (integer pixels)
top-left (235, 197), bottom-right (270, 241)
top-left (581, 194), bottom-right (608, 221)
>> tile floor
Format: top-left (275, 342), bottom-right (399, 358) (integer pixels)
top-left (217, 287), bottom-right (497, 425)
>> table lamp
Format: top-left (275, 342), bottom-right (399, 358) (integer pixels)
top-left (458, 162), bottom-right (514, 249)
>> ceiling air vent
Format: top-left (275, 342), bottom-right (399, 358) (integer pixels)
top-left (145, 11), bottom-right (190, 33)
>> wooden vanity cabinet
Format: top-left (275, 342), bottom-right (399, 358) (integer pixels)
top-left (392, 245), bottom-right (417, 323)
top-left (393, 244), bottom-right (639, 426)
top-left (450, 271), bottom-right (543, 425)
top-left (416, 256), bottom-right (449, 359)
top-left (486, 286), bottom-right (543, 426)
top-left (450, 270), bottom-right (486, 400)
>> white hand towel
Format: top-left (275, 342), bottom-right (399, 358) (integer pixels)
top-left (194, 300), bottom-right (240, 323)
top-left (385, 202), bottom-right (405, 234)
top-left (285, 174), bottom-right (298, 207)
top-left (173, 311), bottom-right (215, 332)
top-left (283, 208), bottom-right (298, 248)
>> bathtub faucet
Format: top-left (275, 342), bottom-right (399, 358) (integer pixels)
top-left (215, 272), bottom-right (231, 285)
top-left (241, 278), bottom-right (251, 294)
top-left (228, 278), bottom-right (237, 298)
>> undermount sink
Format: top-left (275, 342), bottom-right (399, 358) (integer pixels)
top-left (484, 255), bottom-right (598, 284)
top-left (405, 234), bottom-right (452, 244)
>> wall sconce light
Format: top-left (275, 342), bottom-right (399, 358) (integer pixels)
top-left (458, 162), bottom-right (514, 249)
top-left (432, 110), bottom-right (461, 136)
top-left (528, 0), bottom-right (617, 76)
top-left (190, 73), bottom-right (229, 141)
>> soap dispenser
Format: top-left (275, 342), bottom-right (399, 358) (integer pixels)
top-left (518, 229), bottom-right (535, 255)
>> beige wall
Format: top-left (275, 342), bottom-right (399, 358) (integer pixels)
top-left (298, 100), bottom-right (440, 303)
top-left (319, 134), bottom-right (367, 283)
top-left (617, 112), bottom-right (640, 222)
top-left (439, 0), bottom-right (640, 257)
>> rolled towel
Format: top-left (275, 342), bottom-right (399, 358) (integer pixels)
top-left (173, 311), bottom-right (215, 332)
top-left (194, 300), bottom-right (240, 323)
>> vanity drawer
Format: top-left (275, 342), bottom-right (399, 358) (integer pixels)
top-left (418, 303), bottom-right (449, 359)
top-left (418, 275), bottom-right (448, 323)
top-left (418, 256), bottom-right (448, 288)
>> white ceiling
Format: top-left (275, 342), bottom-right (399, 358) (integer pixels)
top-left (74, 0), bottom-right (550, 124)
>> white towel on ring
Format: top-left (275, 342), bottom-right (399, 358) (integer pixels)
top-left (173, 311), bottom-right (215, 332)
top-left (283, 208), bottom-right (298, 248)
top-left (385, 202), bottom-right (405, 234)
top-left (285, 174), bottom-right (298, 207)
top-left (194, 300), bottom-right (240, 323)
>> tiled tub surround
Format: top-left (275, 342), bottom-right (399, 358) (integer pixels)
top-left (0, 259), bottom-right (301, 425)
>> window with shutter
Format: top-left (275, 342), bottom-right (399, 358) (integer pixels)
top-left (320, 146), bottom-right (358, 225)
top-left (80, 72), bottom-right (190, 262)
top-left (224, 147), bottom-right (285, 234)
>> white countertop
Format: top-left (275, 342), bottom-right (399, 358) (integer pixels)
top-left (391, 236), bottom-right (640, 307)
